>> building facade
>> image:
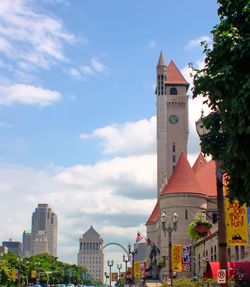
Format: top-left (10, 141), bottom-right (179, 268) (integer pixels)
top-left (23, 230), bottom-right (32, 258)
top-left (2, 239), bottom-right (22, 256)
top-left (146, 52), bottom-right (250, 280)
top-left (77, 226), bottom-right (104, 282)
top-left (31, 203), bottom-right (57, 257)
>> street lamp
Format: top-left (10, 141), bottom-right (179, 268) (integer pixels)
top-left (123, 254), bottom-right (129, 284)
top-left (107, 260), bottom-right (114, 287)
top-left (196, 113), bottom-right (228, 287)
top-left (161, 212), bottom-right (179, 287)
top-left (35, 262), bottom-right (41, 284)
top-left (17, 257), bottom-right (23, 287)
top-left (117, 264), bottom-right (122, 281)
top-left (128, 243), bottom-right (138, 284)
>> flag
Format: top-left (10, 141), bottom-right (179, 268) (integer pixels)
top-left (136, 232), bottom-right (143, 242)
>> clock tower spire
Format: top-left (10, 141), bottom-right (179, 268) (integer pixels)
top-left (156, 52), bottom-right (189, 198)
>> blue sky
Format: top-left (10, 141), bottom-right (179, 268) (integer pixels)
top-left (0, 0), bottom-right (218, 272)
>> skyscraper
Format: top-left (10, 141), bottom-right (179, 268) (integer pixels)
top-left (31, 203), bottom-right (57, 257)
top-left (23, 230), bottom-right (32, 257)
top-left (77, 226), bottom-right (104, 282)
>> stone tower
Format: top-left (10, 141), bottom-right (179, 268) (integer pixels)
top-left (156, 51), bottom-right (189, 197)
top-left (77, 226), bottom-right (104, 283)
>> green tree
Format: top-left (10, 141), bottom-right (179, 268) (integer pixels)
top-left (192, 0), bottom-right (250, 204)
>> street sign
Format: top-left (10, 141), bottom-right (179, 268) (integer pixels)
top-left (217, 269), bottom-right (226, 284)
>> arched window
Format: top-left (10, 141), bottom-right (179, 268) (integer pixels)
top-left (170, 87), bottom-right (177, 95)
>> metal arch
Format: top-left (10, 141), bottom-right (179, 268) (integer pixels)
top-left (103, 242), bottom-right (129, 257)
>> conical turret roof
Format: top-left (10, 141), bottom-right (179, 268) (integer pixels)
top-left (195, 159), bottom-right (217, 197)
top-left (192, 153), bottom-right (208, 173)
top-left (146, 200), bottom-right (160, 224)
top-left (157, 51), bottom-right (167, 67)
top-left (161, 152), bottom-right (204, 195)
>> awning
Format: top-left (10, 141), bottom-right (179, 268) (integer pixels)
top-left (204, 262), bottom-right (250, 281)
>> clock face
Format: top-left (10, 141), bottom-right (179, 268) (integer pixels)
top-left (169, 114), bottom-right (179, 124)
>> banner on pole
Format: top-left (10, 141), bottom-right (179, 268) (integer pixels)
top-left (111, 272), bottom-right (118, 281)
top-left (134, 261), bottom-right (141, 278)
top-left (182, 244), bottom-right (192, 272)
top-left (224, 190), bottom-right (248, 245)
top-left (172, 244), bottom-right (182, 272)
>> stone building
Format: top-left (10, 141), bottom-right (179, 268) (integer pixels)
top-left (77, 226), bottom-right (104, 282)
top-left (146, 52), bottom-right (250, 280)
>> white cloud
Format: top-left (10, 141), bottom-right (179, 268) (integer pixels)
top-left (80, 117), bottom-right (156, 156)
top-left (0, 121), bottom-right (13, 128)
top-left (80, 65), bottom-right (94, 76)
top-left (0, 84), bottom-right (61, 106)
top-left (91, 57), bottom-right (107, 73)
top-left (181, 62), bottom-right (212, 164)
top-left (0, 0), bottom-right (76, 70)
top-left (69, 68), bottom-right (82, 80)
top-left (69, 57), bottom-right (107, 80)
top-left (0, 110), bottom-right (202, 263)
top-left (185, 35), bottom-right (211, 50)
top-left (0, 152), bottom-right (156, 263)
top-left (149, 40), bottom-right (156, 49)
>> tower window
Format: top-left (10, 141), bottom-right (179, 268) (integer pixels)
top-left (173, 155), bottom-right (176, 163)
top-left (185, 209), bottom-right (188, 220)
top-left (172, 143), bottom-right (176, 153)
top-left (170, 87), bottom-right (177, 95)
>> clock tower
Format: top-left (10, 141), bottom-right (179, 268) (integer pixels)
top-left (156, 52), bottom-right (189, 197)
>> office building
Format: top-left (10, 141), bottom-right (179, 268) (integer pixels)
top-left (31, 203), bottom-right (57, 257)
top-left (2, 239), bottom-right (22, 256)
top-left (77, 226), bottom-right (104, 282)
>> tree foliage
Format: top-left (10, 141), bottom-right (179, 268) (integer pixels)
top-left (192, 0), bottom-right (250, 205)
top-left (0, 253), bottom-right (98, 286)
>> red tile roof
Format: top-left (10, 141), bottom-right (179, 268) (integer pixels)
top-left (192, 153), bottom-right (208, 173)
top-left (195, 159), bottom-right (217, 197)
top-left (166, 60), bottom-right (189, 85)
top-left (161, 152), bottom-right (205, 195)
top-left (146, 200), bottom-right (160, 224)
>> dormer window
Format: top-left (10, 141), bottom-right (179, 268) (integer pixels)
top-left (170, 87), bottom-right (177, 95)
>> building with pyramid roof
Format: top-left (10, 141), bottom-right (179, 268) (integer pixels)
top-left (77, 226), bottom-right (104, 282)
top-left (145, 52), bottom-right (250, 281)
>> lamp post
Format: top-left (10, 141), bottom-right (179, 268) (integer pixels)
top-left (196, 114), bottom-right (228, 287)
top-left (117, 264), bottom-right (122, 281)
top-left (35, 262), bottom-right (41, 284)
top-left (128, 243), bottom-right (138, 285)
top-left (161, 212), bottom-right (179, 287)
top-left (107, 260), bottom-right (113, 287)
top-left (123, 254), bottom-right (129, 285)
top-left (17, 257), bottom-right (23, 287)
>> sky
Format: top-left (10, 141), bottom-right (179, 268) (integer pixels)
top-left (0, 0), bottom-right (218, 275)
